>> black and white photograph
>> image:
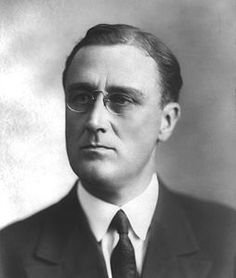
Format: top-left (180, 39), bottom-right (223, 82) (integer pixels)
top-left (0, 1), bottom-right (236, 277)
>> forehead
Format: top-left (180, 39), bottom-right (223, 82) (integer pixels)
top-left (65, 45), bottom-right (161, 92)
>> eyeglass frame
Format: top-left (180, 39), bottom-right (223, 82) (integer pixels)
top-left (66, 89), bottom-right (137, 115)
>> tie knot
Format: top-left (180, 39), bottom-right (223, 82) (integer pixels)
top-left (110, 210), bottom-right (129, 235)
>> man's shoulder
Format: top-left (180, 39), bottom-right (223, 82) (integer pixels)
top-left (173, 188), bottom-right (236, 228)
top-left (0, 186), bottom-right (78, 249)
top-left (167, 186), bottom-right (236, 256)
top-left (0, 185), bottom-right (89, 278)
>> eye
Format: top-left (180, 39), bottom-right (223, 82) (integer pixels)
top-left (75, 93), bottom-right (90, 104)
top-left (108, 93), bottom-right (133, 106)
top-left (69, 90), bottom-right (92, 105)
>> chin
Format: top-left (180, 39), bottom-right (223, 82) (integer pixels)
top-left (74, 161), bottom-right (116, 185)
top-left (75, 164), bottom-right (123, 199)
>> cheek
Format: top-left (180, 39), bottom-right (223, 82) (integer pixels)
top-left (117, 119), bottom-right (160, 160)
top-left (65, 116), bottom-right (85, 157)
top-left (120, 112), bottom-right (161, 144)
top-left (66, 113), bottom-right (84, 139)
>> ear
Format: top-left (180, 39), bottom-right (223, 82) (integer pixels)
top-left (158, 102), bottom-right (181, 142)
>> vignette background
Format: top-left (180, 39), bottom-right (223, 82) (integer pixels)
top-left (0, 0), bottom-right (236, 228)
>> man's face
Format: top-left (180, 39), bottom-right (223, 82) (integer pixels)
top-left (65, 45), bottom-right (170, 198)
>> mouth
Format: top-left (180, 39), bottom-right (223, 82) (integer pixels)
top-left (81, 145), bottom-right (114, 150)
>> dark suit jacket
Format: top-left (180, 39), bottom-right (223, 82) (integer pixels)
top-left (1, 182), bottom-right (236, 278)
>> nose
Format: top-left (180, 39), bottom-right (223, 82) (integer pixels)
top-left (85, 93), bottom-right (109, 134)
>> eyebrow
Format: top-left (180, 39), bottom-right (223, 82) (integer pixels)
top-left (108, 86), bottom-right (145, 100)
top-left (66, 82), bottom-right (97, 92)
top-left (66, 82), bottom-right (145, 99)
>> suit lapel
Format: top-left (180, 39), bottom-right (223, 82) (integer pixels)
top-left (62, 212), bottom-right (108, 278)
top-left (142, 182), bottom-right (212, 278)
top-left (26, 185), bottom-right (108, 278)
top-left (25, 182), bottom-right (212, 278)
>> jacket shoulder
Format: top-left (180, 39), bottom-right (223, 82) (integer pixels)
top-left (0, 186), bottom-right (78, 261)
top-left (169, 188), bottom-right (236, 258)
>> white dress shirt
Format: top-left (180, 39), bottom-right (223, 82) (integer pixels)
top-left (77, 174), bottom-right (159, 278)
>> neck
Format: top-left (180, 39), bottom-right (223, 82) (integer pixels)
top-left (80, 172), bottom-right (155, 206)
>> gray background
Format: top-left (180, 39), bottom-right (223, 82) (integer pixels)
top-left (0, 0), bottom-right (235, 229)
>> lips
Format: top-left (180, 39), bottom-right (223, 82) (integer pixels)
top-left (81, 144), bottom-right (114, 150)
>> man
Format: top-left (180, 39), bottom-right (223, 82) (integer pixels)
top-left (0, 24), bottom-right (236, 278)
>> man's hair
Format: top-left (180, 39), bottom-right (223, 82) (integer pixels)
top-left (62, 24), bottom-right (183, 107)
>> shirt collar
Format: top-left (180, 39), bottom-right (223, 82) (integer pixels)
top-left (77, 174), bottom-right (159, 242)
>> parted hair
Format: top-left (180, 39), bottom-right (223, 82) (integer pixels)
top-left (62, 24), bottom-right (183, 107)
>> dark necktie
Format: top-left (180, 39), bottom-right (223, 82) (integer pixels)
top-left (110, 210), bottom-right (138, 278)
